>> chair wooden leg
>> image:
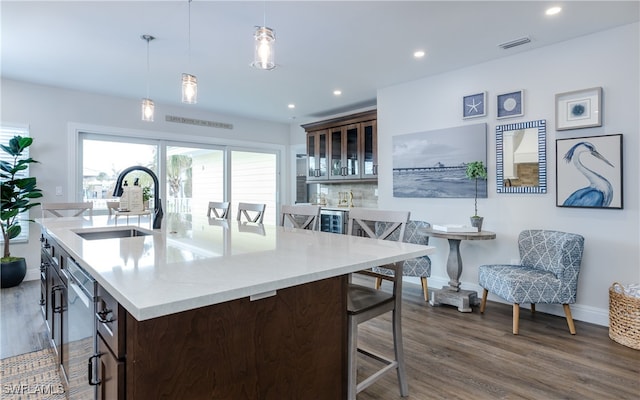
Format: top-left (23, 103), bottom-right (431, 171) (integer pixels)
top-left (392, 309), bottom-right (409, 397)
top-left (347, 316), bottom-right (358, 400)
top-left (374, 277), bottom-right (382, 290)
top-left (531, 304), bottom-right (536, 313)
top-left (480, 289), bottom-right (488, 313)
top-left (563, 304), bottom-right (577, 335)
top-left (420, 277), bottom-right (428, 302)
top-left (513, 304), bottom-right (520, 335)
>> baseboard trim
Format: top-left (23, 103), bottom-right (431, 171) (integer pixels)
top-left (404, 276), bottom-right (609, 327)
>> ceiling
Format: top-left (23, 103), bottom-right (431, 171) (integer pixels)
top-left (2, 1), bottom-right (638, 124)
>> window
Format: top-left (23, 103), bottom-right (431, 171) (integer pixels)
top-left (81, 135), bottom-right (158, 214)
top-left (0, 124), bottom-right (31, 243)
top-left (78, 133), bottom-right (279, 224)
top-left (231, 151), bottom-right (277, 225)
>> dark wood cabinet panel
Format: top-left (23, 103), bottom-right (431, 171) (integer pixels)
top-left (96, 334), bottom-right (125, 400)
top-left (120, 276), bottom-right (347, 399)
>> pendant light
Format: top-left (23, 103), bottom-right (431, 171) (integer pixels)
top-left (181, 0), bottom-right (197, 103)
top-left (251, 2), bottom-right (276, 70)
top-left (141, 34), bottom-right (155, 122)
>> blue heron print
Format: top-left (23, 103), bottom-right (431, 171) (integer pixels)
top-left (562, 141), bottom-right (614, 207)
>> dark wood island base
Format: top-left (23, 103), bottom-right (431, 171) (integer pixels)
top-left (97, 276), bottom-right (348, 400)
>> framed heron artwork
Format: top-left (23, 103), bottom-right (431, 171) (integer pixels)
top-left (556, 134), bottom-right (623, 209)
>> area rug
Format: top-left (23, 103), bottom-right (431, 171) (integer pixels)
top-left (0, 348), bottom-right (66, 399)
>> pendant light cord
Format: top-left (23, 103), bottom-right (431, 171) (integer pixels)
top-left (188, 0), bottom-right (192, 67)
top-left (145, 36), bottom-right (150, 98)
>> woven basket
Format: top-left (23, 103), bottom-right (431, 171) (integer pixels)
top-left (609, 282), bottom-right (640, 350)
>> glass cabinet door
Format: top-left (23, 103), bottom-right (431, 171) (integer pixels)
top-left (329, 124), bottom-right (360, 180)
top-left (344, 124), bottom-right (359, 178)
top-left (361, 120), bottom-right (377, 179)
top-left (307, 130), bottom-right (328, 181)
top-left (330, 127), bottom-right (343, 179)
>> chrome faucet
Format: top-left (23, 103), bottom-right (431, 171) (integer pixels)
top-left (113, 166), bottom-right (163, 229)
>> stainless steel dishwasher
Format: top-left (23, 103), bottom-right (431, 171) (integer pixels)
top-left (62, 257), bottom-right (97, 400)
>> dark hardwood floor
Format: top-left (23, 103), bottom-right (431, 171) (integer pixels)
top-left (0, 280), bottom-right (49, 359)
top-left (357, 279), bottom-right (640, 400)
top-left (1, 279), bottom-right (638, 399)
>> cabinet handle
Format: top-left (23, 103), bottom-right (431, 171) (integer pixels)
top-left (373, 165), bottom-right (378, 175)
top-left (51, 285), bottom-right (63, 313)
top-left (88, 353), bottom-right (102, 386)
top-left (96, 309), bottom-right (114, 324)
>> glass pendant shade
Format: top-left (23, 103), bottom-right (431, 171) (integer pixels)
top-left (181, 73), bottom-right (198, 104)
top-left (251, 26), bottom-right (276, 70)
top-left (141, 98), bottom-right (154, 122)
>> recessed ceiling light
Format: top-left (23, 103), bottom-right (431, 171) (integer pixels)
top-left (414, 50), bottom-right (426, 58)
top-left (546, 6), bottom-right (562, 16)
top-left (333, 90), bottom-right (342, 96)
top-left (288, 104), bottom-right (295, 109)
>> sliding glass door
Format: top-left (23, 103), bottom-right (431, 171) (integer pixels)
top-left (80, 135), bottom-right (158, 214)
top-left (79, 133), bottom-right (278, 224)
top-left (165, 145), bottom-right (225, 215)
top-left (231, 151), bottom-right (277, 225)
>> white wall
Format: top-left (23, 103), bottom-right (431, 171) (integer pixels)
top-left (1, 79), bottom-right (291, 279)
top-left (377, 23), bottom-right (640, 326)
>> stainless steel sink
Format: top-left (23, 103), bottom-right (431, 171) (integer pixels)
top-left (75, 228), bottom-right (151, 240)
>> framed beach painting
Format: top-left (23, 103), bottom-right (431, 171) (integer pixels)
top-left (392, 123), bottom-right (487, 198)
top-left (556, 134), bottom-right (622, 209)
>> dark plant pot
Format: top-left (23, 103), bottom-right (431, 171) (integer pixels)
top-left (1, 258), bottom-right (27, 288)
top-left (470, 216), bottom-right (484, 232)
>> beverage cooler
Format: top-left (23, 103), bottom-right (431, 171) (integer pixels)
top-left (320, 209), bottom-right (348, 234)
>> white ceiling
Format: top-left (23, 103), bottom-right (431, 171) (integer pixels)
top-left (2, 1), bottom-right (638, 124)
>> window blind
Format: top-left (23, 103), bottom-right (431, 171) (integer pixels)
top-left (0, 124), bottom-right (31, 244)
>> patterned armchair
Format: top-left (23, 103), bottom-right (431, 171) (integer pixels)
top-left (478, 229), bottom-right (585, 335)
top-left (373, 220), bottom-right (432, 301)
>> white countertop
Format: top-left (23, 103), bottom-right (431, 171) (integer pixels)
top-left (39, 214), bottom-right (435, 321)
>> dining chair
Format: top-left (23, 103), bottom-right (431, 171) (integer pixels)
top-left (236, 202), bottom-right (266, 223)
top-left (207, 201), bottom-right (231, 219)
top-left (478, 229), bottom-right (585, 335)
top-left (373, 220), bottom-right (432, 301)
top-left (42, 202), bottom-right (93, 218)
top-left (346, 207), bottom-right (410, 399)
top-left (106, 201), bottom-right (120, 216)
top-left (279, 204), bottom-right (321, 231)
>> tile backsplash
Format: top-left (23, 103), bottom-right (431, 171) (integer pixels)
top-left (308, 182), bottom-right (378, 208)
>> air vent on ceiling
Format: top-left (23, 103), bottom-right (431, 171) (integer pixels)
top-left (498, 36), bottom-right (531, 50)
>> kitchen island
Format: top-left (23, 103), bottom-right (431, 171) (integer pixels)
top-left (39, 213), bottom-right (434, 399)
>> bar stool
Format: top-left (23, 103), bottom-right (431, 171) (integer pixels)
top-left (346, 208), bottom-right (410, 399)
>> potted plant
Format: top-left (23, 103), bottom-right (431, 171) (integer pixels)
top-left (465, 160), bottom-right (487, 231)
top-left (142, 185), bottom-right (152, 210)
top-left (1, 136), bottom-right (43, 288)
